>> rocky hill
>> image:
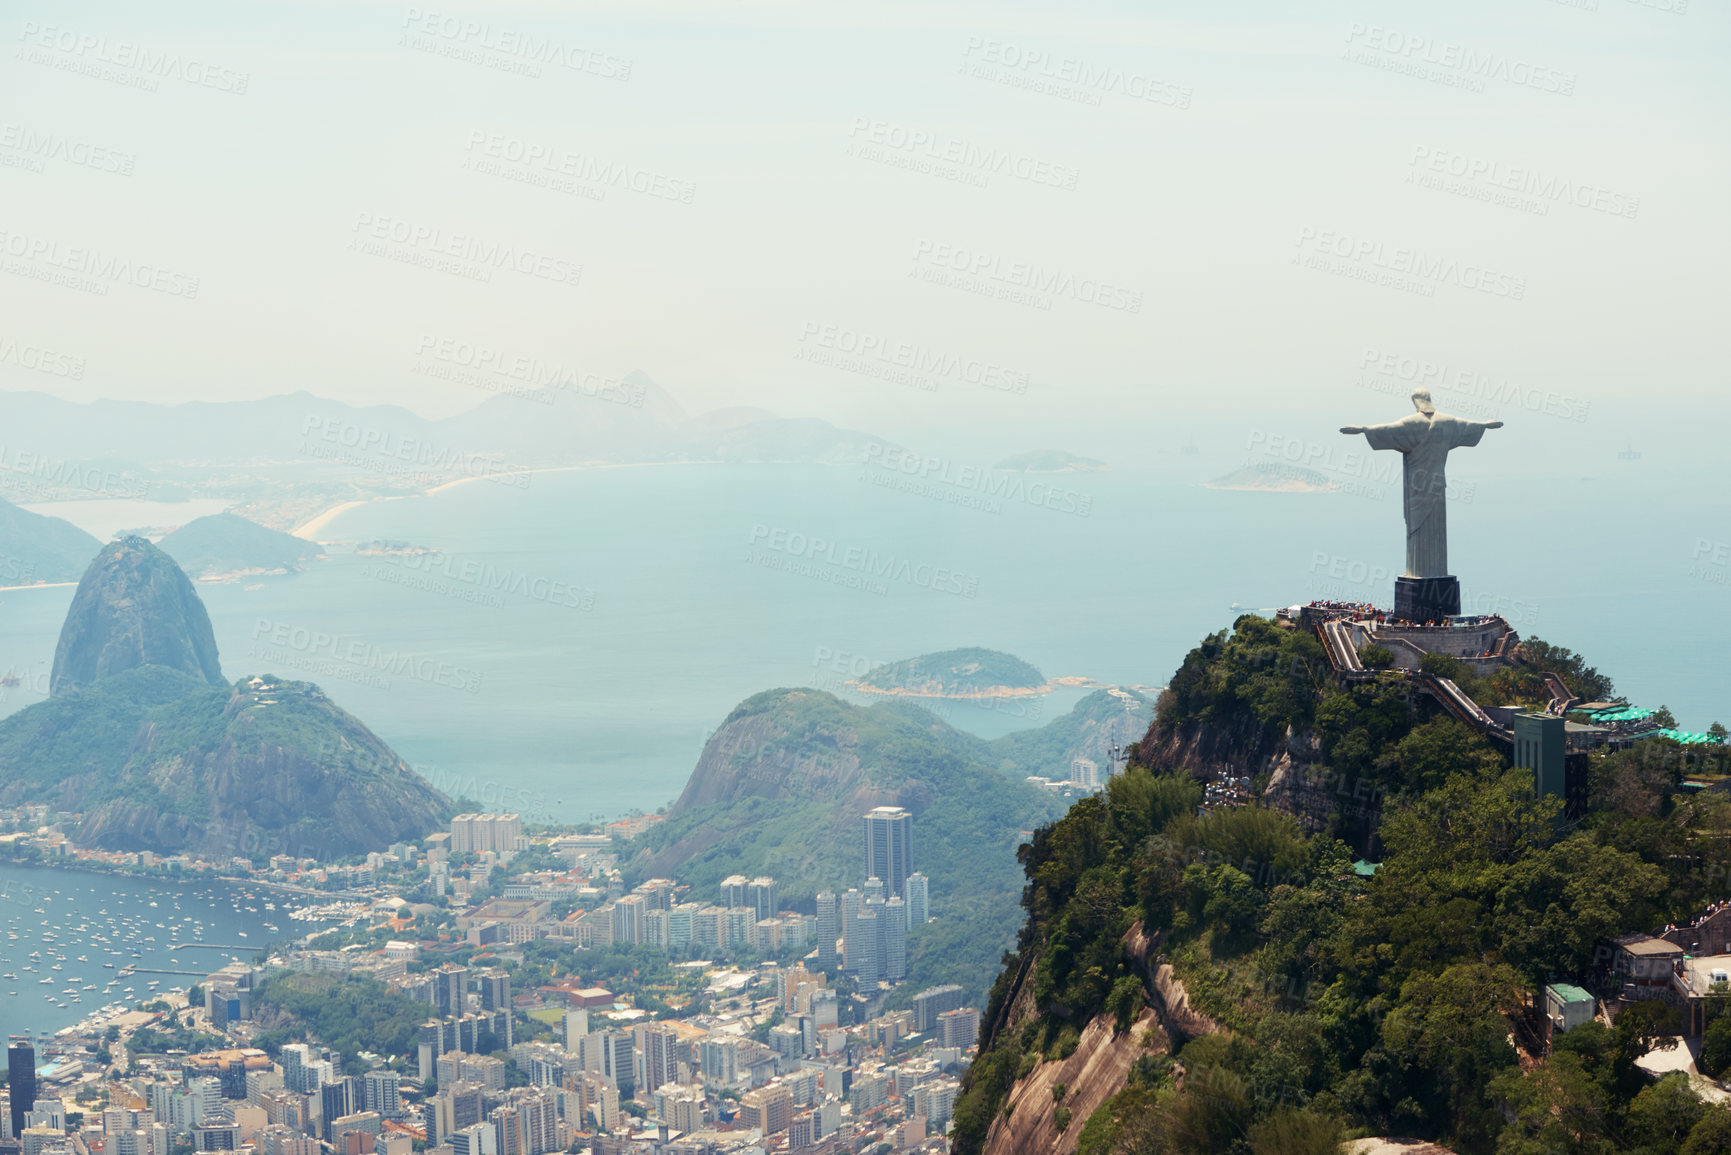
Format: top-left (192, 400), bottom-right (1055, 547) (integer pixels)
top-left (157, 512), bottom-right (323, 579)
top-left (50, 537), bottom-right (226, 696)
top-left (0, 537), bottom-right (448, 856)
top-left (631, 688), bottom-right (1074, 1001)
top-left (952, 615), bottom-right (1731, 1155)
top-left (73, 674), bottom-right (448, 859)
top-left (0, 498), bottom-right (103, 585)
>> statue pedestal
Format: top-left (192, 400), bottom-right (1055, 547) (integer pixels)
top-left (1394, 575), bottom-right (1460, 622)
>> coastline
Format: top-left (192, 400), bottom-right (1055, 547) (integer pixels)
top-left (846, 676), bottom-right (1163, 701)
top-left (291, 499), bottom-right (369, 540)
top-left (293, 459), bottom-right (730, 540)
top-left (846, 681), bottom-right (1054, 700)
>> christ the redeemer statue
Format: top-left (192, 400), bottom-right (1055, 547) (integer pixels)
top-left (1341, 389), bottom-right (1501, 620)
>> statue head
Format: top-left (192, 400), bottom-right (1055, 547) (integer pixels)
top-left (1411, 388), bottom-right (1436, 416)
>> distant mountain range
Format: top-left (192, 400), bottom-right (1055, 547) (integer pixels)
top-left (0, 373), bottom-right (895, 469)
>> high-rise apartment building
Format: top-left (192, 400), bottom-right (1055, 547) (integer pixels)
top-left (477, 969), bottom-right (511, 1013)
top-left (884, 897), bottom-right (907, 981)
top-left (905, 873), bottom-right (929, 925)
top-left (863, 806), bottom-right (912, 898)
top-left (746, 877), bottom-right (778, 921)
top-left (449, 814), bottom-right (523, 855)
top-left (719, 875), bottom-right (749, 909)
top-left (815, 892), bottom-right (839, 972)
top-left (851, 906), bottom-right (880, 987)
top-left (8, 1036), bottom-right (34, 1140)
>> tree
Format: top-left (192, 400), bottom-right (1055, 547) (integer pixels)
top-left (1701, 1013), bottom-right (1731, 1078)
top-left (1374, 962), bottom-right (1524, 1148)
top-left (1247, 1109), bottom-right (1343, 1155)
top-left (1359, 645), bottom-right (1395, 670)
top-left (1624, 1074), bottom-right (1707, 1153)
top-left (1682, 1105), bottom-right (1731, 1155)
top-left (1489, 1051), bottom-right (1612, 1154)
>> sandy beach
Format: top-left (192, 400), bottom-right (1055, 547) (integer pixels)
top-left (293, 460), bottom-right (725, 541)
top-left (291, 500), bottom-right (369, 541)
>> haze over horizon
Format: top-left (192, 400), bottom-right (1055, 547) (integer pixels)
top-left (2, 0), bottom-right (1725, 466)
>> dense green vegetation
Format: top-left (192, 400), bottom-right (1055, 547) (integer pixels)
top-left (0, 665), bottom-right (218, 797)
top-left (253, 973), bottom-right (429, 1069)
top-left (0, 668), bottom-right (449, 855)
top-left (629, 688), bottom-right (1077, 1002)
top-left (954, 616), bottom-right (1731, 1155)
top-left (854, 648), bottom-right (1047, 695)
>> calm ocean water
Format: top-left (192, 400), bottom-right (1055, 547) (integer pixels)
top-left (0, 863), bottom-right (288, 1039)
top-left (2, 461), bottom-right (1727, 822)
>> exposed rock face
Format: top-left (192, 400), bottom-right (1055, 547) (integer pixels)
top-left (985, 1009), bottom-right (1164, 1155)
top-left (71, 675), bottom-right (450, 860)
top-left (976, 921), bottom-right (1221, 1155)
top-left (50, 536), bottom-right (225, 696)
top-left (1138, 713), bottom-right (1338, 833)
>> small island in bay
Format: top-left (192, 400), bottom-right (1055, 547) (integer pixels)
top-left (993, 449), bottom-right (1106, 473)
top-left (847, 646), bottom-right (1050, 698)
top-left (1205, 461), bottom-right (1338, 492)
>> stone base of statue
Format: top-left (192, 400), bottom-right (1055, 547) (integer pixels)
top-left (1394, 575), bottom-right (1460, 622)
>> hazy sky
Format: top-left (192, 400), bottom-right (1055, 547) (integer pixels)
top-left (2, 0), bottom-right (1725, 461)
